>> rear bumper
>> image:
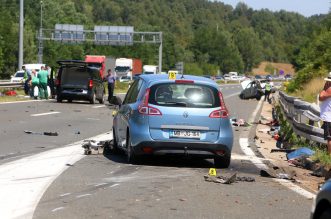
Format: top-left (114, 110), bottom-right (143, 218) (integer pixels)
top-left (132, 141), bottom-right (231, 158)
top-left (57, 90), bottom-right (92, 101)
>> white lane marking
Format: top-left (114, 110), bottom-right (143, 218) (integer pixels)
top-left (0, 99), bottom-right (46, 105)
top-left (87, 118), bottom-right (100, 121)
top-left (109, 183), bottom-right (120, 188)
top-left (239, 100), bottom-right (315, 199)
top-left (51, 207), bottom-right (64, 212)
top-left (92, 105), bottom-right (105, 109)
top-left (76, 194), bottom-right (91, 198)
top-left (59, 193), bottom-right (71, 197)
top-left (224, 92), bottom-right (241, 99)
top-left (94, 183), bottom-right (108, 187)
top-left (30, 112), bottom-right (60, 117)
top-left (0, 131), bottom-right (113, 219)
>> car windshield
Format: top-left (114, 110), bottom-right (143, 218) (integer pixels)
top-left (115, 66), bottom-right (130, 72)
top-left (15, 72), bottom-right (24, 77)
top-left (149, 83), bottom-right (220, 108)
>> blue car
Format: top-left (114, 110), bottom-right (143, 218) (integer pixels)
top-left (112, 74), bottom-right (233, 167)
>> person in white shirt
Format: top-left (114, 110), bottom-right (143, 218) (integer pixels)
top-left (319, 72), bottom-right (331, 155)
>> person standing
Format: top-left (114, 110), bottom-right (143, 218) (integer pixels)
top-left (319, 72), bottom-right (331, 155)
top-left (106, 69), bottom-right (116, 103)
top-left (37, 66), bottom-right (48, 99)
top-left (264, 80), bottom-right (272, 102)
top-left (30, 70), bottom-right (39, 99)
top-left (23, 66), bottom-right (31, 95)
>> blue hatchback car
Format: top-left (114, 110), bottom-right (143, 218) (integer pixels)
top-left (112, 74), bottom-right (233, 167)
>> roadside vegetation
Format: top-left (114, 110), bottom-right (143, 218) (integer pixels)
top-left (276, 105), bottom-right (331, 168)
top-left (0, 88), bottom-right (27, 102)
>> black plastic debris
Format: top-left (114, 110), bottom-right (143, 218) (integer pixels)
top-left (24, 130), bottom-right (58, 136)
top-left (204, 172), bottom-right (255, 184)
top-left (260, 165), bottom-right (296, 180)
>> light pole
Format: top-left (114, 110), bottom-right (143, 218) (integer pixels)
top-left (18, 0), bottom-right (24, 70)
top-left (38, 0), bottom-right (43, 64)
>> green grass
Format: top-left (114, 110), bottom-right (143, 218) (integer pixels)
top-left (312, 149), bottom-right (331, 168)
top-left (114, 82), bottom-right (130, 94)
top-left (0, 88), bottom-right (28, 102)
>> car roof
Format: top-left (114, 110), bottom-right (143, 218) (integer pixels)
top-left (139, 74), bottom-right (218, 88)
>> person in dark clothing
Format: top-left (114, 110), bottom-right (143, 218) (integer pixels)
top-left (106, 69), bottom-right (116, 103)
top-left (23, 66), bottom-right (31, 95)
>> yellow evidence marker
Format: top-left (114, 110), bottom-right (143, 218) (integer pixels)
top-left (168, 71), bottom-right (177, 80)
top-left (208, 168), bottom-right (217, 176)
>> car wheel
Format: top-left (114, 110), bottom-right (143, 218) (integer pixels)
top-left (239, 93), bottom-right (244, 99)
top-left (214, 154), bottom-right (231, 168)
top-left (320, 208), bottom-right (331, 219)
top-left (90, 92), bottom-right (96, 104)
top-left (56, 96), bottom-right (62, 103)
top-left (99, 91), bottom-right (105, 104)
top-left (255, 93), bottom-right (262, 100)
top-left (110, 128), bottom-right (121, 154)
top-left (126, 134), bottom-right (139, 164)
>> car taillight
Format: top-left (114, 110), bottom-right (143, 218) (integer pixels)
top-left (55, 79), bottom-right (60, 86)
top-left (209, 91), bottom-right (229, 118)
top-left (175, 80), bottom-right (194, 84)
top-left (138, 88), bottom-right (162, 116)
top-left (89, 79), bottom-right (93, 88)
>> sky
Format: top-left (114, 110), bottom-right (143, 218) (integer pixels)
top-left (219, 0), bottom-right (329, 17)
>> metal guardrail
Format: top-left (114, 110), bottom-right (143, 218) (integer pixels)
top-left (0, 82), bottom-right (23, 88)
top-left (278, 91), bottom-right (326, 144)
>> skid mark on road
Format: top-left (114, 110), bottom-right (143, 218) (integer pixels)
top-left (239, 99), bottom-right (315, 199)
top-left (31, 112), bottom-right (61, 117)
top-left (0, 131), bottom-right (112, 219)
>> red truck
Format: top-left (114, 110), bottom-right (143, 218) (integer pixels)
top-left (84, 55), bottom-right (116, 79)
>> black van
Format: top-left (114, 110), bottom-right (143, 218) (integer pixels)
top-left (56, 60), bottom-right (105, 104)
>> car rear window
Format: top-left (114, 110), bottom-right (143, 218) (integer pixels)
top-left (15, 72), bottom-right (24, 77)
top-left (149, 83), bottom-right (220, 108)
top-left (61, 67), bottom-right (90, 86)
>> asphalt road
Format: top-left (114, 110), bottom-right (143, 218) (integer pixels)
top-left (0, 85), bottom-right (314, 219)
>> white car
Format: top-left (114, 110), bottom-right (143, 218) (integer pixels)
top-left (10, 71), bottom-right (25, 83)
top-left (119, 76), bottom-right (131, 83)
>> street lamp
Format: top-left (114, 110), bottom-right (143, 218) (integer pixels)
top-left (38, 1), bottom-right (43, 63)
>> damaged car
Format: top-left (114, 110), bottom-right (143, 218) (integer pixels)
top-left (239, 79), bottom-right (275, 100)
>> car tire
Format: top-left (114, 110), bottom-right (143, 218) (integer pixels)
top-left (90, 92), bottom-right (96, 104)
top-left (126, 134), bottom-right (139, 164)
top-left (214, 154), bottom-right (231, 168)
top-left (239, 93), bottom-right (244, 99)
top-left (111, 128), bottom-right (121, 154)
top-left (320, 208), bottom-right (331, 219)
top-left (56, 96), bottom-right (62, 103)
top-left (99, 91), bottom-right (105, 104)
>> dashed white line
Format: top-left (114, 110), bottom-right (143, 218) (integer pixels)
top-left (51, 207), bottom-right (65, 212)
top-left (109, 183), bottom-right (120, 188)
top-left (30, 112), bottom-right (60, 117)
top-left (76, 194), bottom-right (92, 198)
top-left (59, 193), bottom-right (71, 197)
top-left (92, 105), bottom-right (106, 109)
top-left (94, 183), bottom-right (108, 187)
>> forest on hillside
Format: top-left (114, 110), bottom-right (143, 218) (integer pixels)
top-left (0, 0), bottom-right (330, 84)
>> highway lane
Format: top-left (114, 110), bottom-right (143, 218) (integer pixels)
top-left (31, 84), bottom-right (313, 219)
top-left (0, 99), bottom-right (115, 164)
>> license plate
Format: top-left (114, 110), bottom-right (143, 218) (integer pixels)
top-left (82, 90), bottom-right (88, 94)
top-left (170, 130), bottom-right (200, 139)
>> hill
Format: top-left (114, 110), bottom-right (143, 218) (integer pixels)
top-left (252, 62), bottom-right (295, 76)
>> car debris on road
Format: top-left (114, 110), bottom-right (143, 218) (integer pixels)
top-left (24, 130), bottom-right (58, 136)
top-left (204, 172), bottom-right (255, 184)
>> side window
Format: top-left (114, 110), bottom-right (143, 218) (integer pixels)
top-left (123, 79), bottom-right (143, 104)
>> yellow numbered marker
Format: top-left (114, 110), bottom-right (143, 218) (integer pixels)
top-left (208, 168), bottom-right (217, 176)
top-left (112, 110), bottom-right (117, 117)
top-left (168, 71), bottom-right (176, 80)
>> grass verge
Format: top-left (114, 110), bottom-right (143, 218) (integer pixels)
top-left (0, 88), bottom-right (28, 102)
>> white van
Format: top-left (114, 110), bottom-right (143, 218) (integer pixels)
top-left (23, 63), bottom-right (46, 72)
